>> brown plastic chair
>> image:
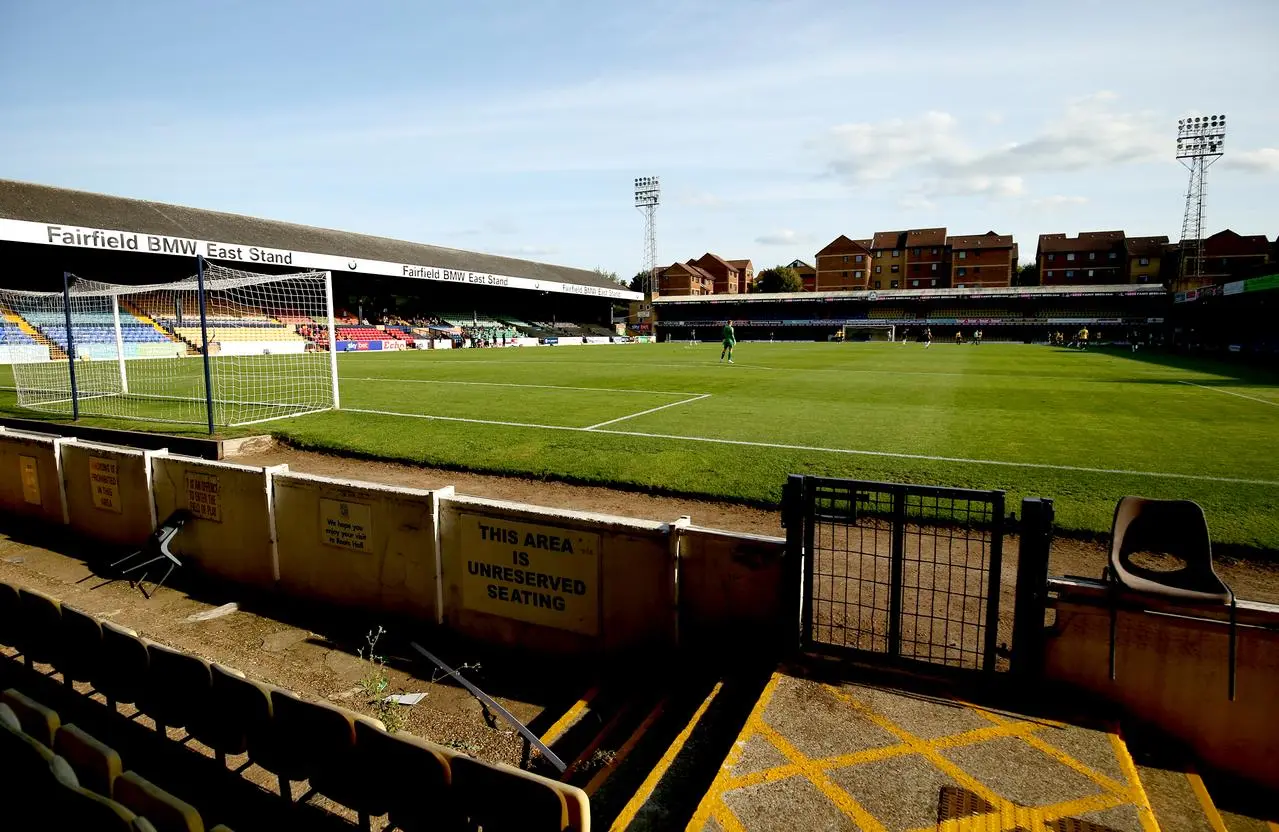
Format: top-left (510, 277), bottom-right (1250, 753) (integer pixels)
top-left (451, 755), bottom-right (572, 832)
top-left (2, 687), bottom-right (61, 747)
top-left (51, 777), bottom-right (141, 831)
top-left (1107, 496), bottom-right (1237, 698)
top-left (0, 712), bottom-right (60, 806)
top-left (114, 770), bottom-right (205, 832)
top-left (58, 605), bottom-right (104, 689)
top-left (140, 642), bottom-right (213, 737)
top-left (16, 588), bottom-right (62, 670)
top-left (351, 721), bottom-right (465, 832)
top-left (55, 723), bottom-right (124, 798)
top-left (96, 622), bottom-right (151, 710)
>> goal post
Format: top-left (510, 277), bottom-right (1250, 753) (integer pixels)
top-left (0, 262), bottom-right (340, 431)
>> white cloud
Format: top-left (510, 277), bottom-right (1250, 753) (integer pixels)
top-left (1030, 195), bottom-right (1089, 208)
top-left (818, 92), bottom-right (1164, 200)
top-left (755, 229), bottom-right (808, 246)
top-left (1222, 148), bottom-right (1279, 173)
top-left (682, 191), bottom-right (723, 207)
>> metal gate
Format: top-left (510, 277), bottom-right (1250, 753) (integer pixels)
top-left (785, 476), bottom-right (1007, 673)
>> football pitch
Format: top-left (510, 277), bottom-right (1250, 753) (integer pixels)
top-left (2, 342), bottom-right (1277, 551)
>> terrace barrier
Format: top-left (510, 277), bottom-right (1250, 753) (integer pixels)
top-left (0, 427), bottom-right (70, 524)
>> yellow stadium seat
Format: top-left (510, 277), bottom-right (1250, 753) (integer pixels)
top-left (451, 754), bottom-right (573, 832)
top-left (96, 622), bottom-right (150, 709)
top-left (2, 687), bottom-right (61, 747)
top-left (114, 770), bottom-right (205, 832)
top-left (55, 723), bottom-right (124, 798)
top-left (140, 642), bottom-right (212, 736)
top-left (57, 605), bottom-right (104, 688)
top-left (17, 587), bottom-right (62, 669)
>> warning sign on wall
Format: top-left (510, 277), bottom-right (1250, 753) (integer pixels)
top-left (185, 471), bottom-right (221, 522)
top-left (460, 513), bottom-right (600, 636)
top-left (19, 455), bottom-right (40, 505)
top-left (89, 456), bottom-right (122, 513)
top-left (320, 498), bottom-right (371, 551)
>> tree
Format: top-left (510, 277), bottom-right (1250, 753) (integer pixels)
top-left (629, 270), bottom-right (650, 293)
top-left (592, 266), bottom-right (622, 285)
top-left (755, 265), bottom-right (804, 293)
top-left (1015, 262), bottom-right (1039, 286)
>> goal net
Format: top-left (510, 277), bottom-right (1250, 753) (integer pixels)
top-left (0, 264), bottom-right (339, 428)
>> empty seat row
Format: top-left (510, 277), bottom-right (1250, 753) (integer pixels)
top-left (0, 582), bottom-right (590, 831)
top-left (0, 691), bottom-right (230, 832)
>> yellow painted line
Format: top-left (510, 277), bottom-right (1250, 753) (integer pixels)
top-left (584, 696), bottom-right (668, 796)
top-left (758, 721), bottom-right (889, 832)
top-left (610, 681), bottom-right (723, 831)
top-left (712, 801), bottom-right (750, 832)
top-left (1185, 771), bottom-right (1228, 832)
top-left (1108, 727), bottom-right (1161, 832)
top-left (539, 685), bottom-right (599, 747)
top-left (1018, 732), bottom-right (1130, 796)
top-left (565, 700), bottom-right (635, 780)
top-left (824, 684), bottom-right (1006, 808)
top-left (686, 672), bottom-right (783, 831)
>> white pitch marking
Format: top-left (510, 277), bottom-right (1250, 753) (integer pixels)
top-left (583, 394), bottom-right (712, 431)
top-left (1178, 380), bottom-right (1279, 409)
top-left (342, 376), bottom-right (704, 396)
top-left (338, 406), bottom-right (1279, 487)
top-left (345, 407), bottom-right (586, 432)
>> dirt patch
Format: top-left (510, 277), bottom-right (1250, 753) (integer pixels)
top-left (236, 446), bottom-right (1279, 603)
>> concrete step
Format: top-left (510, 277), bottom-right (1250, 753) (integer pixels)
top-left (1127, 734), bottom-right (1277, 832)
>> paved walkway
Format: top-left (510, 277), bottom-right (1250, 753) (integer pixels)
top-left (688, 668), bottom-right (1159, 832)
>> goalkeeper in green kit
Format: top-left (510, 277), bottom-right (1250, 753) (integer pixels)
top-left (720, 320), bottom-right (736, 363)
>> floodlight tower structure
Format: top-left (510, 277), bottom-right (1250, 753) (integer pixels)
top-left (634, 176), bottom-right (660, 297)
top-left (1176, 115), bottom-right (1226, 287)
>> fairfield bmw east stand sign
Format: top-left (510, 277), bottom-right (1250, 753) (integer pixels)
top-left (0, 217), bottom-right (641, 301)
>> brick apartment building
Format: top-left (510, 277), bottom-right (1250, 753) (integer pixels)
top-left (1196, 229), bottom-right (1272, 285)
top-left (1125, 235), bottom-right (1169, 283)
top-left (1037, 231), bottom-right (1126, 285)
top-left (904, 227), bottom-right (948, 289)
top-left (787, 259), bottom-right (817, 292)
top-left (815, 236), bottom-right (873, 290)
top-left (869, 230), bottom-right (907, 289)
top-left (692, 253), bottom-right (743, 295)
top-left (656, 260), bottom-right (715, 296)
top-left (727, 259), bottom-right (754, 293)
top-left (947, 232), bottom-right (1017, 287)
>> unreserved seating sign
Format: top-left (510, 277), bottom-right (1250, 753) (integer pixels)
top-left (460, 513), bottom-right (600, 636)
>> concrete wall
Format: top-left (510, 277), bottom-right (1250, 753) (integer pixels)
top-left (1044, 584), bottom-right (1279, 791)
top-left (151, 455), bottom-right (286, 590)
top-left (271, 471), bottom-right (440, 621)
top-left (678, 526), bottom-right (789, 654)
top-left (0, 428), bottom-right (69, 524)
top-left (439, 495), bottom-right (675, 655)
top-left (60, 441), bottom-right (161, 546)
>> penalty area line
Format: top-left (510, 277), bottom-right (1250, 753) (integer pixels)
top-left (343, 376), bottom-right (706, 397)
top-left (583, 394), bottom-right (711, 430)
top-left (1178, 380), bottom-right (1279, 409)
top-left (337, 407), bottom-right (1279, 487)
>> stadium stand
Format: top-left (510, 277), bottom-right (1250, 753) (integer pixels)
top-left (0, 579), bottom-right (591, 831)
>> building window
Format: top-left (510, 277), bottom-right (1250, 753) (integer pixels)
top-left (1066, 253), bottom-right (1075, 261)
top-left (1139, 257), bottom-right (1150, 266)
top-left (891, 250), bottom-right (900, 258)
top-left (891, 280), bottom-right (899, 288)
top-left (1048, 253), bottom-right (1055, 261)
top-left (874, 280), bottom-right (882, 289)
top-left (1087, 270), bottom-right (1094, 277)
top-left (957, 267), bottom-right (967, 277)
top-left (891, 265), bottom-right (900, 273)
top-left (842, 255), bottom-right (848, 264)
top-left (855, 255), bottom-right (863, 264)
top-left (931, 247), bottom-right (939, 255)
top-left (1088, 252), bottom-right (1096, 260)
top-left (958, 251), bottom-right (967, 259)
top-left (913, 248), bottom-right (921, 256)
top-left (854, 270), bottom-right (863, 279)
top-left (1066, 270), bottom-right (1075, 278)
top-left (931, 263), bottom-right (938, 272)
top-left (930, 279), bottom-right (937, 287)
top-left (875, 251), bottom-right (882, 259)
top-left (911, 280), bottom-right (919, 287)
top-left (1108, 251), bottom-right (1117, 260)
top-left (875, 266), bottom-right (882, 274)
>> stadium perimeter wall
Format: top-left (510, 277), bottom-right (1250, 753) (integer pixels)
top-left (0, 427), bottom-right (69, 524)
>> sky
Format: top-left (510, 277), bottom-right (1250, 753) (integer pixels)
top-left (1, 0), bottom-right (1277, 280)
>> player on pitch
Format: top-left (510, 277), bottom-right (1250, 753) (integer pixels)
top-left (720, 320), bottom-right (736, 363)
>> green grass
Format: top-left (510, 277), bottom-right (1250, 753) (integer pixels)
top-left (3, 343), bottom-right (1278, 551)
